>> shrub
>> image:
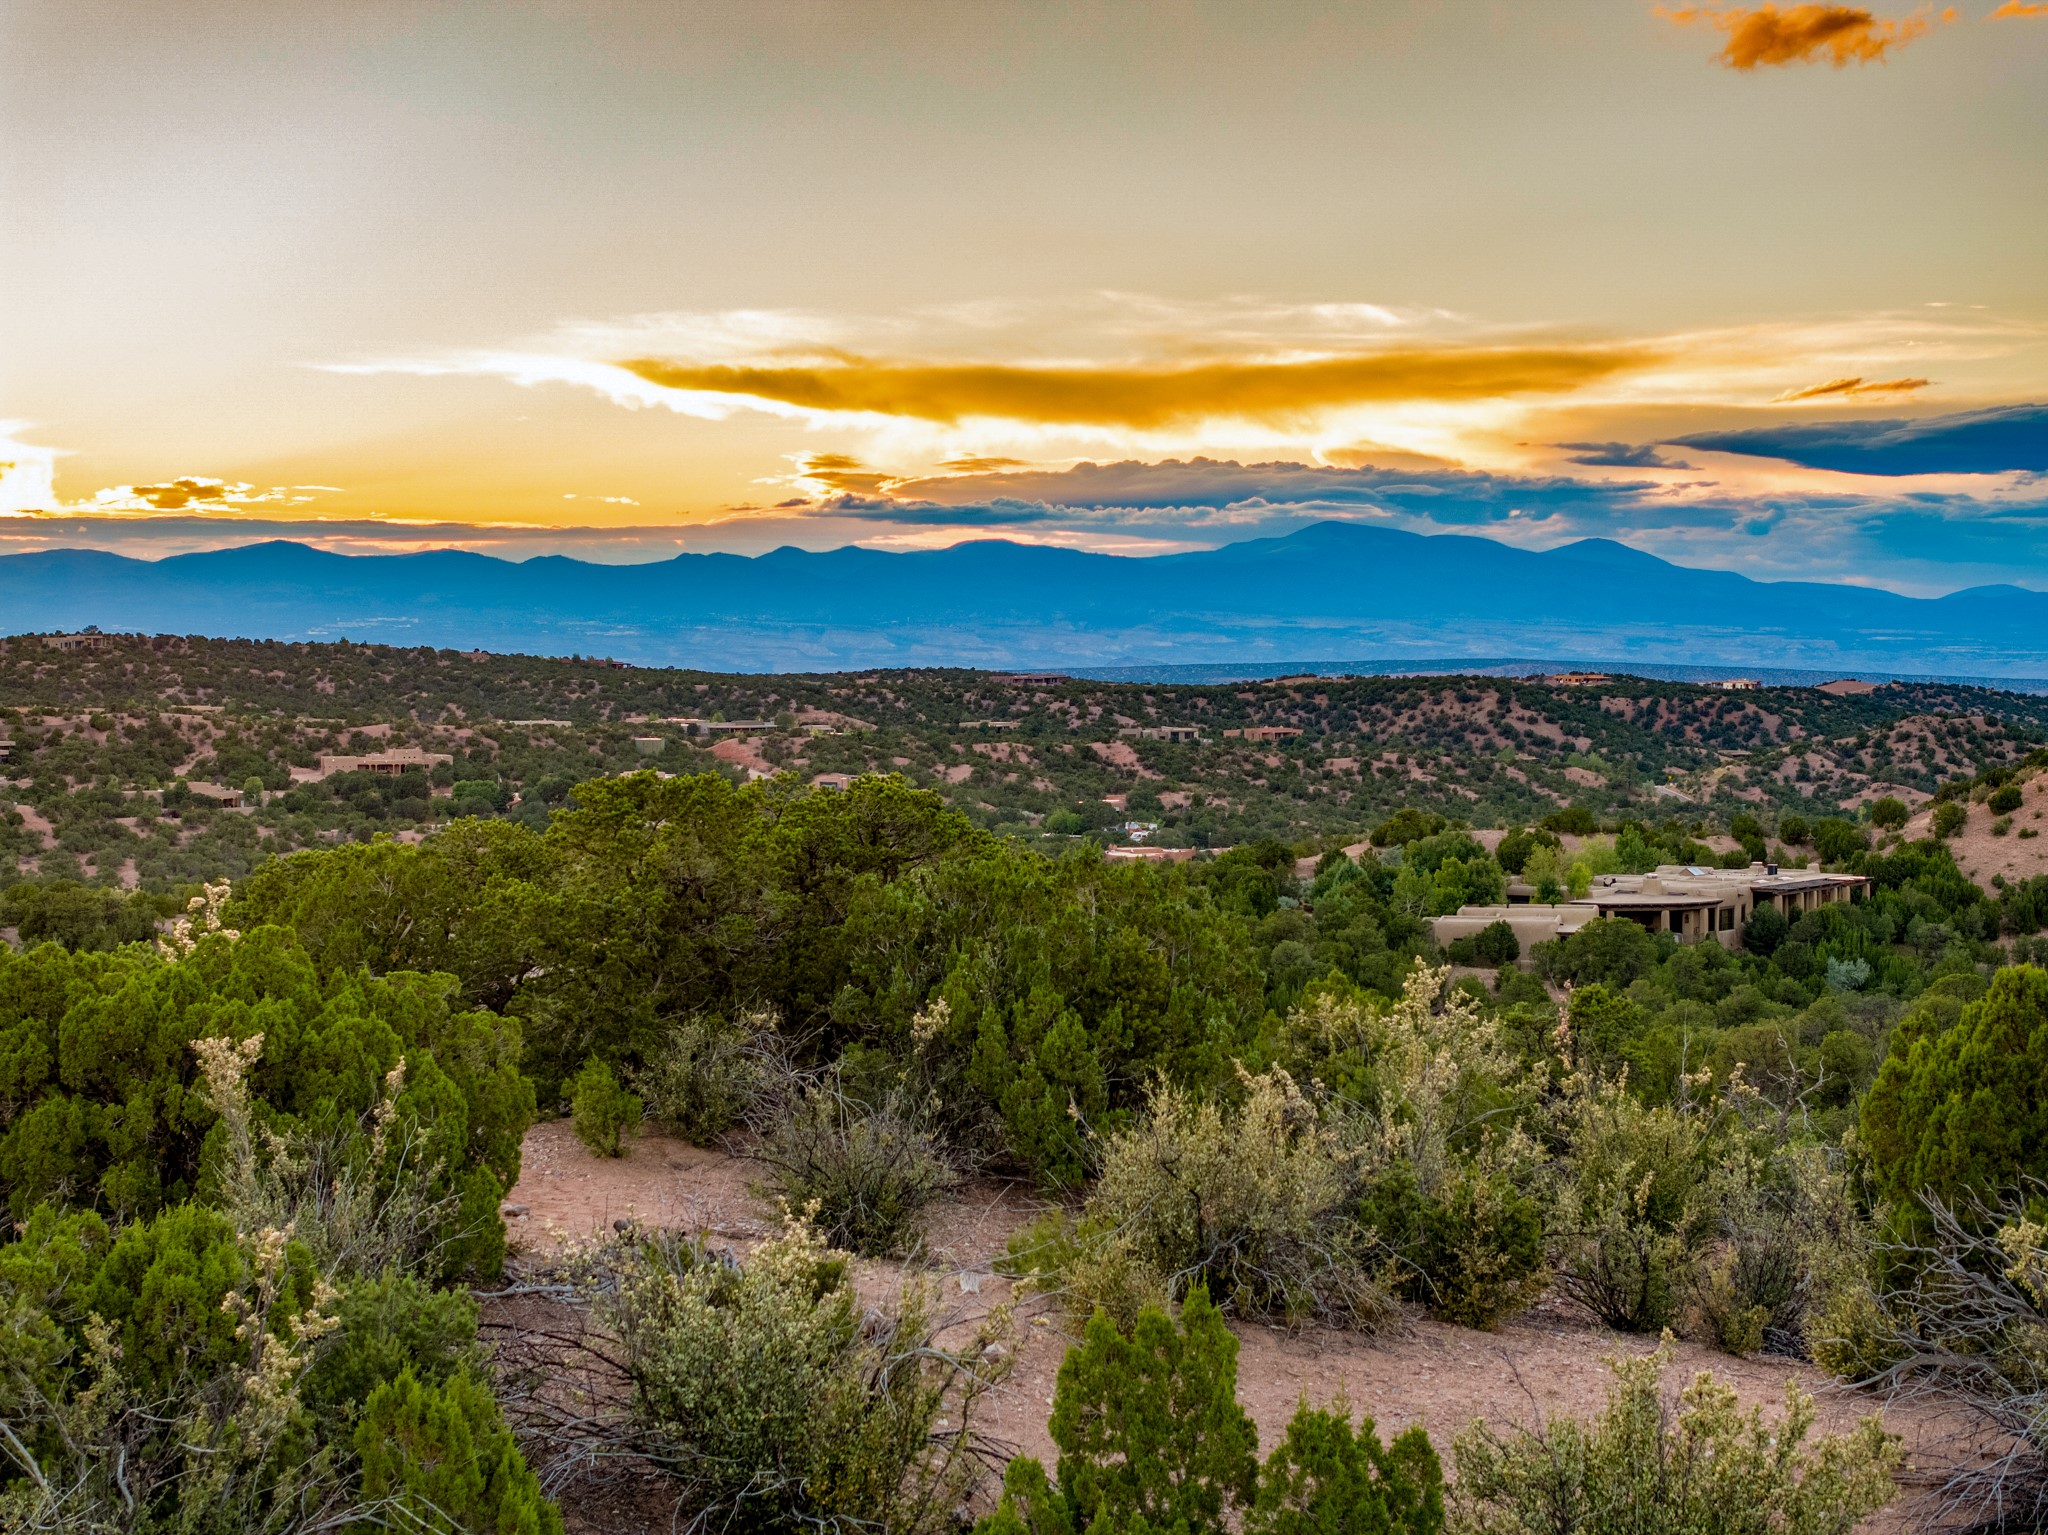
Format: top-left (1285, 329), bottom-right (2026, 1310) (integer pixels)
top-left (1359, 1161), bottom-right (1548, 1329)
top-left (635, 1006), bottom-right (782, 1145)
top-left (1860, 964), bottom-right (2048, 1214)
top-left (1494, 827), bottom-right (1559, 877)
top-left (1448, 920), bottom-right (1520, 968)
top-left (1684, 1141), bottom-right (1866, 1358)
top-left (1051, 1065), bottom-right (1389, 1329)
top-left (975, 1289), bottom-right (1443, 1535)
top-left (0, 878), bottom-right (161, 951)
top-left (1450, 1343), bottom-right (1899, 1535)
top-left (1868, 796), bottom-right (1910, 830)
top-left (1741, 902), bottom-right (1789, 957)
top-left (1812, 819), bottom-right (1869, 864)
top-left (1811, 1190), bottom-right (2048, 1523)
top-left (1279, 962), bottom-right (1548, 1328)
top-left (0, 926), bottom-right (534, 1279)
top-left (1779, 814), bottom-right (1812, 846)
top-left (0, 1196), bottom-right (558, 1534)
top-left (1933, 801), bottom-right (1968, 839)
top-left (756, 1080), bottom-right (958, 1256)
top-left (1991, 783), bottom-right (2025, 815)
top-left (1549, 1073), bottom-right (1712, 1333)
top-left (1541, 805), bottom-right (1598, 837)
top-left (606, 1212), bottom-right (1006, 1535)
top-left (1372, 808), bottom-right (1447, 847)
top-left (1537, 917), bottom-right (1660, 989)
top-left (566, 1057), bottom-right (641, 1158)
top-left (355, 1367), bottom-right (563, 1535)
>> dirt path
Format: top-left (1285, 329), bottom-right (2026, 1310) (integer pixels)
top-left (500, 1122), bottom-right (1964, 1534)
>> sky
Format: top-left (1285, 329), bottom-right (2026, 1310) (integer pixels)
top-left (2, 0), bottom-right (2045, 593)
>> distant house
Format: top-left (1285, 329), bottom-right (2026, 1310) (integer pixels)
top-left (1713, 678), bottom-right (1761, 691)
top-left (508, 719), bottom-right (573, 728)
top-left (1433, 862), bottom-right (1871, 959)
top-left (187, 782), bottom-right (245, 809)
top-left (1542, 672), bottom-right (1612, 687)
top-left (996, 673), bottom-right (1069, 688)
top-left (959, 718), bottom-right (1022, 731)
top-left (43, 632), bottom-right (112, 652)
top-left (1117, 725), bottom-right (1204, 744)
top-left (1104, 845), bottom-right (1198, 864)
top-left (664, 717), bottom-right (776, 737)
top-left (1224, 726), bottom-right (1302, 742)
top-left (811, 772), bottom-right (855, 791)
top-left (631, 736), bottom-right (666, 756)
top-left (314, 748), bottom-right (454, 780)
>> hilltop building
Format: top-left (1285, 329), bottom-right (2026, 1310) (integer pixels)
top-left (1117, 724), bottom-right (1205, 743)
top-left (1432, 862), bottom-right (1870, 955)
top-left (312, 748), bottom-right (454, 780)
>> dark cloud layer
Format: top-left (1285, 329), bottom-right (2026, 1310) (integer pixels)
top-left (1671, 404), bottom-right (2048, 475)
top-left (1557, 441), bottom-right (1693, 468)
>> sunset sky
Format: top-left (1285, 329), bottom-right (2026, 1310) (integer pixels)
top-left (3, 0), bottom-right (2045, 592)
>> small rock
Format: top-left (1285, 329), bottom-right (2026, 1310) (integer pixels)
top-left (500, 1203), bottom-right (529, 1217)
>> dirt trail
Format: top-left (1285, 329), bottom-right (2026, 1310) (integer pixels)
top-left (501, 1122), bottom-right (1964, 1534)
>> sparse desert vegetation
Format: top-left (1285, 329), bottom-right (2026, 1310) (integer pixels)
top-left (8, 637), bottom-right (2048, 1532)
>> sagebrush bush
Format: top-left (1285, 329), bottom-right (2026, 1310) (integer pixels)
top-left (1284, 962), bottom-right (1548, 1328)
top-left (606, 1210), bottom-right (1006, 1535)
top-left (1359, 1162), bottom-right (1548, 1330)
top-left (757, 1080), bottom-right (958, 1255)
top-left (1549, 1070), bottom-right (1712, 1333)
top-left (634, 1006), bottom-right (782, 1145)
top-left (1052, 1064), bottom-right (1392, 1329)
top-left (1450, 1343), bottom-right (1899, 1535)
top-left (567, 1057), bottom-right (641, 1158)
top-left (1684, 1140), bottom-right (1865, 1358)
top-left (975, 1288), bottom-right (1442, 1535)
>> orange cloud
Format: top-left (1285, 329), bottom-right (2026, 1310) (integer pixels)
top-left (1660, 4), bottom-right (1950, 67)
top-left (1989, 1), bottom-right (2048, 15)
top-left (792, 452), bottom-right (897, 494)
top-left (619, 345), bottom-right (1657, 431)
top-left (1771, 374), bottom-right (1932, 401)
top-left (936, 456), bottom-right (1032, 473)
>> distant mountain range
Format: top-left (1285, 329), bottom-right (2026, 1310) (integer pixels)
top-left (6, 522), bottom-right (2048, 674)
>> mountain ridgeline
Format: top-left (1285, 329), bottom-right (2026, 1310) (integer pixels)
top-left (6, 521), bottom-right (2048, 672)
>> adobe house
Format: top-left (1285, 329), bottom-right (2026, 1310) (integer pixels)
top-left (313, 748), bottom-right (455, 780)
top-left (1432, 862), bottom-right (1871, 956)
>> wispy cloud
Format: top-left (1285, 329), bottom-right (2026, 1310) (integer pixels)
top-left (617, 345), bottom-right (1659, 432)
top-left (1771, 375), bottom-right (1932, 402)
top-left (1659, 4), bottom-right (1951, 67)
top-left (1989, 1), bottom-right (2048, 16)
